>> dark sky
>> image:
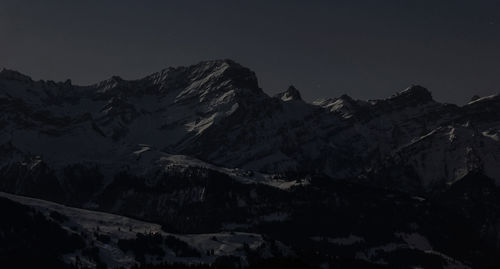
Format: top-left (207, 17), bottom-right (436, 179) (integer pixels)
top-left (1, 0), bottom-right (500, 104)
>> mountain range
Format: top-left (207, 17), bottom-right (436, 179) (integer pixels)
top-left (0, 60), bottom-right (499, 269)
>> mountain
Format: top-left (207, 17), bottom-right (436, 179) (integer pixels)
top-left (0, 60), bottom-right (499, 268)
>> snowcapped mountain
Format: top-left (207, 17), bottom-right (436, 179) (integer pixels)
top-left (1, 60), bottom-right (498, 190)
top-left (2, 60), bottom-right (498, 187)
top-left (1, 60), bottom-right (500, 268)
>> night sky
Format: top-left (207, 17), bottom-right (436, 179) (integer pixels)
top-left (1, 0), bottom-right (499, 104)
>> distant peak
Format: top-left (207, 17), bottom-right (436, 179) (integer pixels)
top-left (198, 58), bottom-right (238, 66)
top-left (189, 59), bottom-right (260, 90)
top-left (469, 95), bottom-right (481, 102)
top-left (398, 85), bottom-right (431, 95)
top-left (275, 85), bottom-right (302, 102)
top-left (389, 85), bottom-right (433, 104)
top-left (95, 75), bottom-right (124, 85)
top-left (94, 75), bottom-right (128, 93)
top-left (338, 94), bottom-right (354, 102)
top-left (0, 68), bottom-right (33, 82)
top-left (398, 85), bottom-right (432, 97)
top-left (142, 59), bottom-right (263, 101)
top-left (466, 94), bottom-right (500, 105)
top-left (186, 59), bottom-right (246, 74)
top-left (110, 75), bottom-right (124, 82)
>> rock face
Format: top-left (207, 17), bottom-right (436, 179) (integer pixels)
top-left (1, 59), bottom-right (500, 268)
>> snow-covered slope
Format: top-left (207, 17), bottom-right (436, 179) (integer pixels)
top-left (0, 191), bottom-right (285, 268)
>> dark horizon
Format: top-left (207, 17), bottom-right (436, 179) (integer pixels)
top-left (1, 0), bottom-right (499, 104)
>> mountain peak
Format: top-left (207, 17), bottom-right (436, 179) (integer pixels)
top-left (196, 58), bottom-right (238, 67)
top-left (397, 85), bottom-right (432, 98)
top-left (94, 75), bottom-right (128, 93)
top-left (466, 93), bottom-right (500, 105)
top-left (148, 59), bottom-right (260, 93)
top-left (387, 85), bottom-right (434, 106)
top-left (275, 85), bottom-right (303, 101)
top-left (469, 95), bottom-right (481, 102)
top-left (185, 59), bottom-right (250, 77)
top-left (338, 94), bottom-right (354, 102)
top-left (191, 59), bottom-right (259, 89)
